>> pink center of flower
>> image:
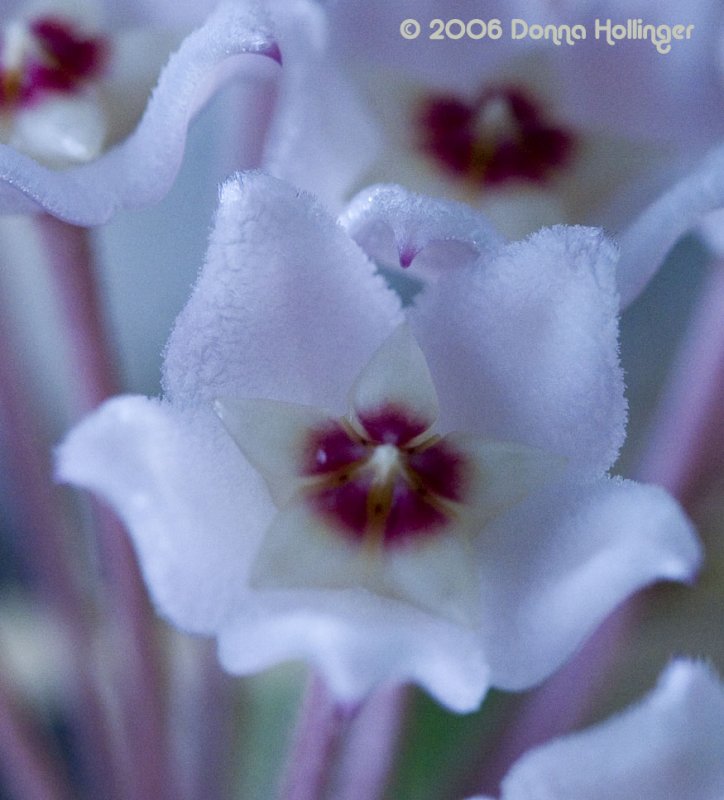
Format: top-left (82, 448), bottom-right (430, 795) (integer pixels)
top-left (0, 16), bottom-right (107, 111)
top-left (417, 85), bottom-right (574, 188)
top-left (301, 405), bottom-right (468, 548)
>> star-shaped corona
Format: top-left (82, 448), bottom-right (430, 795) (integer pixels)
top-left (215, 325), bottom-right (570, 626)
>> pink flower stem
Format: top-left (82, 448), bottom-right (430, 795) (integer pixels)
top-left (0, 297), bottom-right (119, 799)
top-left (0, 672), bottom-right (74, 800)
top-left (635, 260), bottom-right (724, 503)
top-left (332, 684), bottom-right (408, 800)
top-left (277, 673), bottom-right (360, 800)
top-left (35, 214), bottom-right (174, 800)
top-left (471, 259), bottom-right (724, 798)
top-left (171, 640), bottom-right (235, 800)
top-left (469, 607), bottom-right (635, 798)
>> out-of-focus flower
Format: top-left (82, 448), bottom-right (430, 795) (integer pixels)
top-left (264, 0), bottom-right (724, 238)
top-left (57, 173), bottom-right (700, 711)
top-left (0, 0), bottom-right (280, 222)
top-left (466, 660), bottom-right (724, 800)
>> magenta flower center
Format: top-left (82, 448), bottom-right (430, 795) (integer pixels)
top-left (0, 16), bottom-right (107, 111)
top-left (417, 85), bottom-right (574, 188)
top-left (301, 405), bottom-right (469, 548)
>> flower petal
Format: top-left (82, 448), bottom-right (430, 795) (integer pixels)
top-left (476, 477), bottom-right (701, 690)
top-left (163, 172), bottom-right (402, 410)
top-left (349, 323), bottom-right (438, 436)
top-left (446, 433), bottom-right (566, 527)
top-left (262, 0), bottom-right (379, 210)
top-left (0, 1), bottom-right (281, 222)
top-left (499, 661), bottom-right (724, 800)
top-left (251, 500), bottom-right (480, 627)
top-left (411, 224), bottom-right (625, 476)
top-left (10, 92), bottom-right (106, 166)
top-left (340, 184), bottom-right (503, 273)
top-left (214, 396), bottom-right (334, 506)
top-left (217, 587), bottom-right (490, 712)
top-left (617, 142), bottom-right (724, 307)
top-left (56, 395), bottom-right (274, 633)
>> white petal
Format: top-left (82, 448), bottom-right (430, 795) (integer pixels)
top-left (262, 0), bottom-right (380, 210)
top-left (163, 173), bottom-right (402, 410)
top-left (350, 324), bottom-right (438, 435)
top-left (500, 661), bottom-right (724, 800)
top-left (411, 225), bottom-right (625, 477)
top-left (217, 587), bottom-right (490, 712)
top-left (56, 396), bottom-right (274, 633)
top-left (11, 93), bottom-right (107, 166)
top-left (618, 142), bottom-right (724, 307)
top-left (251, 501), bottom-right (480, 628)
top-left (340, 183), bottom-right (503, 274)
top-left (214, 396), bottom-right (333, 506)
top-left (476, 477), bottom-right (701, 690)
top-left (446, 433), bottom-right (566, 527)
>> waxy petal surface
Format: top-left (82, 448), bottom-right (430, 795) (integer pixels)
top-left (350, 324), bottom-right (438, 437)
top-left (56, 395), bottom-right (274, 633)
top-left (214, 397), bottom-right (333, 507)
top-left (476, 478), bottom-right (700, 690)
top-left (410, 225), bottom-right (624, 476)
top-left (499, 661), bottom-right (724, 800)
top-left (163, 173), bottom-right (403, 410)
top-left (217, 588), bottom-right (491, 712)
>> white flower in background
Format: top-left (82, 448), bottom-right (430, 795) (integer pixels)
top-left (0, 0), bottom-right (280, 222)
top-left (264, 0), bottom-right (724, 238)
top-left (57, 173), bottom-right (700, 711)
top-left (467, 660), bottom-right (724, 800)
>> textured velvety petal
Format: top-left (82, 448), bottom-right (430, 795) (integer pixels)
top-left (252, 501), bottom-right (481, 628)
top-left (217, 587), bottom-right (490, 712)
top-left (0, 1), bottom-right (281, 222)
top-left (476, 477), bottom-right (701, 690)
top-left (349, 324), bottom-right (438, 434)
top-left (214, 397), bottom-right (333, 506)
top-left (446, 433), bottom-right (566, 527)
top-left (163, 173), bottom-right (403, 410)
top-left (411, 225), bottom-right (624, 477)
top-left (262, 0), bottom-right (379, 210)
top-left (618, 142), bottom-right (724, 308)
top-left (56, 395), bottom-right (274, 633)
top-left (10, 93), bottom-right (106, 166)
top-left (499, 661), bottom-right (724, 800)
top-left (340, 184), bottom-right (503, 273)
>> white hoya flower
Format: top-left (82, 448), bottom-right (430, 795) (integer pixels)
top-left (263, 0), bottom-right (723, 239)
top-left (58, 173), bottom-right (700, 711)
top-left (0, 0), bottom-right (281, 222)
top-left (467, 660), bottom-right (724, 800)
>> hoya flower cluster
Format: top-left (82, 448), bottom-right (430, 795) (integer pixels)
top-left (0, 0), bottom-right (721, 798)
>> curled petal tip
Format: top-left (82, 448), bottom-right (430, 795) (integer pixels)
top-left (398, 246), bottom-right (418, 269)
top-left (259, 40), bottom-right (282, 65)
